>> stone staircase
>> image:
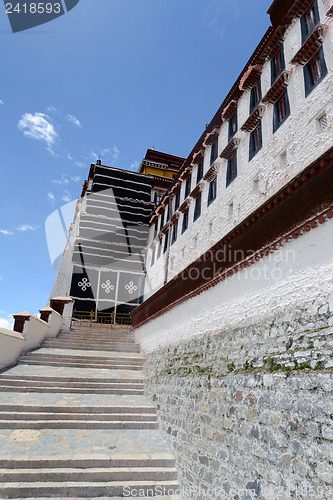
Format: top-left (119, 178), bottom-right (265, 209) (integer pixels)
top-left (0, 326), bottom-right (180, 499)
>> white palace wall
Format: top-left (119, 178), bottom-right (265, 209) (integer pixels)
top-left (145, 0), bottom-right (333, 298)
top-left (135, 215), bottom-right (333, 354)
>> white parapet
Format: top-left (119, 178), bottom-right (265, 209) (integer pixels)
top-left (0, 328), bottom-right (25, 370)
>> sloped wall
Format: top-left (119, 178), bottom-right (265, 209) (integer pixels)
top-left (145, 302), bottom-right (333, 499)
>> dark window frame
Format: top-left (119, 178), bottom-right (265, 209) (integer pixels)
top-left (273, 90), bottom-right (290, 132)
top-left (210, 140), bottom-right (218, 165)
top-left (249, 122), bottom-right (263, 161)
top-left (184, 175), bottom-right (191, 198)
top-left (171, 221), bottom-right (178, 245)
top-left (193, 194), bottom-right (202, 222)
top-left (250, 78), bottom-right (262, 113)
top-left (228, 111), bottom-right (238, 141)
top-left (159, 211), bottom-right (165, 231)
top-left (163, 231), bottom-right (169, 254)
top-left (304, 46), bottom-right (328, 97)
top-left (174, 190), bottom-right (180, 211)
top-left (301, 0), bottom-right (320, 44)
top-left (226, 152), bottom-right (237, 187)
top-left (208, 177), bottom-right (217, 206)
top-left (182, 210), bottom-right (189, 234)
top-left (196, 161), bottom-right (204, 183)
top-left (271, 45), bottom-right (285, 84)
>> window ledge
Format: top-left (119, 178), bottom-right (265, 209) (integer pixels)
top-left (220, 137), bottom-right (241, 160)
top-left (190, 182), bottom-right (205, 200)
top-left (261, 26), bottom-right (285, 59)
top-left (291, 24), bottom-right (328, 66)
top-left (203, 127), bottom-right (220, 147)
top-left (241, 104), bottom-right (266, 132)
top-left (179, 198), bottom-right (192, 213)
top-left (221, 100), bottom-right (238, 121)
top-left (204, 163), bottom-right (219, 182)
top-left (239, 64), bottom-right (263, 91)
top-left (170, 212), bottom-right (180, 225)
top-left (262, 70), bottom-right (290, 104)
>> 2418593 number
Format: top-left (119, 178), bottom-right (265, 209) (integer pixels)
top-left (5, 3), bottom-right (62, 14)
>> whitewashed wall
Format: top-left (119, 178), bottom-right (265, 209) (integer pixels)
top-left (145, 1), bottom-right (333, 298)
top-left (136, 216), bottom-right (333, 354)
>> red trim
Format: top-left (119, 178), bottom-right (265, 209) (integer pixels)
top-left (203, 164), bottom-right (219, 182)
top-left (132, 147), bottom-right (333, 329)
top-left (178, 199), bottom-right (192, 213)
top-left (190, 183), bottom-right (204, 200)
top-left (13, 315), bottom-right (30, 334)
top-left (222, 100), bottom-right (238, 121)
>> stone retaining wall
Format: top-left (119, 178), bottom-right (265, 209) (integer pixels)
top-left (144, 299), bottom-right (333, 499)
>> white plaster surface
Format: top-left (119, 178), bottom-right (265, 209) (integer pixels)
top-left (0, 329), bottom-right (25, 370)
top-left (135, 217), bottom-right (333, 353)
top-left (145, 4), bottom-right (333, 297)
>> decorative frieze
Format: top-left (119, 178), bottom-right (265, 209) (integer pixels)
top-left (262, 70), bottom-right (290, 104)
top-left (239, 64), bottom-right (263, 90)
top-left (261, 26), bottom-right (285, 60)
top-left (291, 24), bottom-right (328, 66)
top-left (203, 127), bottom-right (220, 147)
top-left (203, 163), bottom-right (219, 182)
top-left (221, 100), bottom-right (238, 121)
top-left (241, 104), bottom-right (266, 132)
top-left (220, 137), bottom-right (241, 159)
top-left (190, 182), bottom-right (205, 200)
top-left (178, 199), bottom-right (192, 213)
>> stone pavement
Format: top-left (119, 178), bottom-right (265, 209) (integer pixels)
top-left (0, 326), bottom-right (180, 499)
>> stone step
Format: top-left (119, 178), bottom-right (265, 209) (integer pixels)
top-left (60, 333), bottom-right (135, 340)
top-left (0, 411), bottom-right (157, 422)
top-left (0, 404), bottom-right (157, 414)
top-left (41, 342), bottom-right (140, 353)
top-left (19, 359), bottom-right (144, 370)
top-left (0, 419), bottom-right (158, 430)
top-left (0, 455), bottom-right (175, 469)
top-left (0, 480), bottom-right (180, 498)
top-left (22, 352), bottom-right (144, 365)
top-left (0, 467), bottom-right (178, 482)
top-left (0, 385), bottom-right (144, 395)
top-left (0, 376), bottom-right (144, 387)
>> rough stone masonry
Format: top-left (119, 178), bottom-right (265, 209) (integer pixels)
top-left (144, 298), bottom-right (333, 500)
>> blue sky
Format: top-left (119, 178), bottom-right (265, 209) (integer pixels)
top-left (0, 0), bottom-right (271, 328)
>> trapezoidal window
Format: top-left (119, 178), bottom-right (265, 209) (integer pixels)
top-left (249, 122), bottom-right (263, 160)
top-left (226, 152), bottom-right (237, 187)
top-left (301, 1), bottom-right (320, 44)
top-left (273, 90), bottom-right (290, 132)
top-left (182, 210), bottom-right (189, 234)
top-left (304, 47), bottom-right (328, 97)
top-left (271, 45), bottom-right (285, 84)
top-left (193, 194), bottom-right (202, 222)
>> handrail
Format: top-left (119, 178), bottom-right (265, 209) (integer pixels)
top-left (70, 310), bottom-right (132, 329)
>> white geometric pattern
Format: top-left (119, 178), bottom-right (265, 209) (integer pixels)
top-left (125, 281), bottom-right (138, 295)
top-left (101, 280), bottom-right (115, 294)
top-left (78, 277), bottom-right (91, 292)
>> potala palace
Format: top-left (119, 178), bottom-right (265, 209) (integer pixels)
top-left (0, 0), bottom-right (333, 498)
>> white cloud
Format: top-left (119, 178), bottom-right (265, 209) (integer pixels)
top-left (16, 225), bottom-right (38, 232)
top-left (71, 176), bottom-right (81, 182)
top-left (18, 112), bottom-right (57, 153)
top-left (48, 192), bottom-right (56, 205)
top-left (62, 190), bottom-right (71, 203)
top-left (0, 229), bottom-right (13, 235)
top-left (91, 146), bottom-right (120, 165)
top-left (130, 161), bottom-right (139, 171)
top-left (52, 174), bottom-right (69, 185)
top-left (66, 114), bottom-right (82, 128)
top-left (0, 99), bottom-right (4, 105)
top-left (0, 314), bottom-right (14, 330)
top-left (46, 106), bottom-right (57, 113)
top-left (67, 153), bottom-right (74, 161)
top-left (74, 161), bottom-right (86, 168)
